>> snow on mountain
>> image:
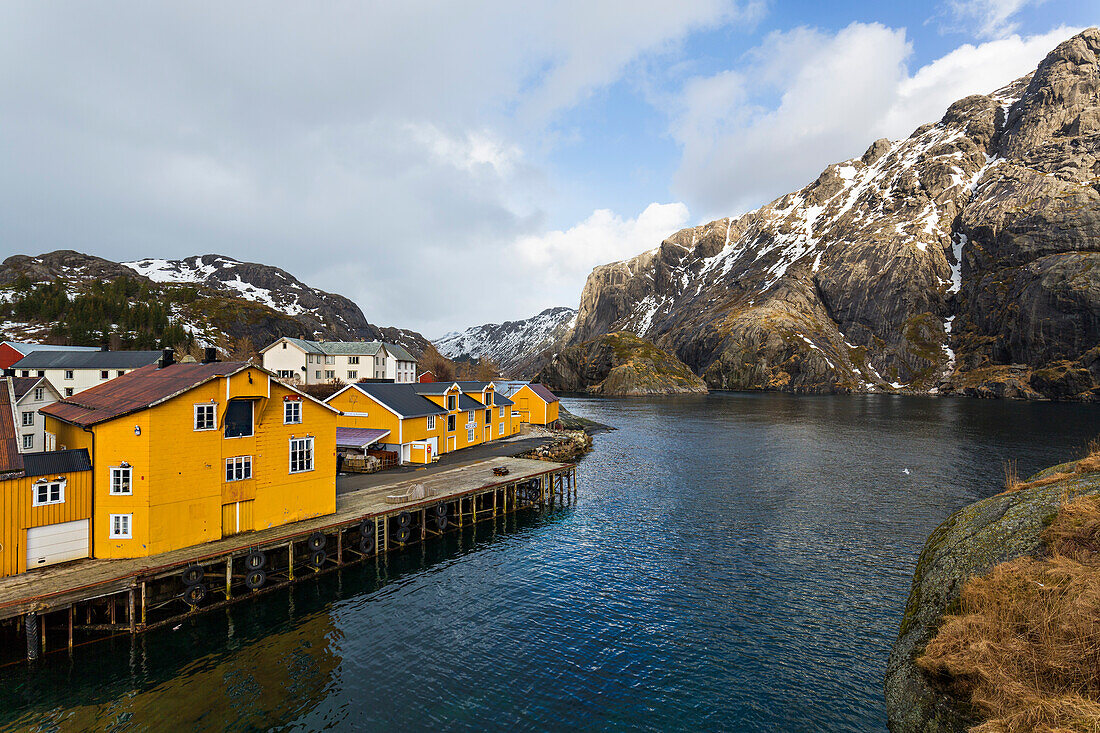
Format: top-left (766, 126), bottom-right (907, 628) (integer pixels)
top-left (434, 307), bottom-right (578, 377)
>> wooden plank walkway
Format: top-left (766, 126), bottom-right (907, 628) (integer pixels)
top-left (0, 456), bottom-right (566, 621)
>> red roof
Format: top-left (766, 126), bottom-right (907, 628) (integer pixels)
top-left (0, 380), bottom-right (24, 478)
top-left (41, 361), bottom-right (250, 427)
top-left (526, 383), bottom-right (559, 403)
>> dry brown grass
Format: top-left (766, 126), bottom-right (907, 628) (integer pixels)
top-left (998, 440), bottom-right (1100, 496)
top-left (917, 494), bottom-right (1100, 732)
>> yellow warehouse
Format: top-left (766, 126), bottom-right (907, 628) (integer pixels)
top-left (41, 353), bottom-right (339, 559)
top-left (509, 383), bottom-right (560, 425)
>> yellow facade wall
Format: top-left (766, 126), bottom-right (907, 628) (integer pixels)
top-left (55, 370), bottom-right (337, 560)
top-left (0, 468), bottom-right (93, 578)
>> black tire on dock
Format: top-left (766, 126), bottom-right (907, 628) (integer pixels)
top-left (396, 511), bottom-right (412, 528)
top-left (359, 518), bottom-right (374, 537)
top-left (184, 583), bottom-right (206, 606)
top-left (432, 503), bottom-right (448, 517)
top-left (308, 549), bottom-right (326, 568)
top-left (181, 565), bottom-right (204, 586)
top-left (245, 550), bottom-right (266, 570)
top-left (244, 569), bottom-right (266, 590)
top-left (391, 526), bottom-right (411, 544)
top-left (307, 532), bottom-right (326, 551)
top-left (359, 531), bottom-right (375, 554)
top-left (435, 513), bottom-right (448, 530)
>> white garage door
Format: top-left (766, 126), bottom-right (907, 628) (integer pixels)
top-left (26, 520), bottom-right (89, 569)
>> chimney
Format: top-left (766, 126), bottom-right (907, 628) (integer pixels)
top-left (202, 347), bottom-right (218, 364)
top-left (159, 348), bottom-right (175, 369)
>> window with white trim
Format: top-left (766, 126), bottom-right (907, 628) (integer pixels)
top-left (225, 456), bottom-right (252, 482)
top-left (426, 415), bottom-right (436, 430)
top-left (110, 514), bottom-right (132, 539)
top-left (32, 479), bottom-right (65, 507)
top-left (467, 428), bottom-right (475, 442)
top-left (348, 356), bottom-right (359, 364)
top-left (467, 410), bottom-right (474, 423)
top-left (324, 370), bottom-right (335, 380)
top-left (499, 422), bottom-right (504, 435)
top-left (20, 370), bottom-right (29, 377)
top-left (347, 370), bottom-right (357, 379)
top-left (33, 387), bottom-right (44, 401)
top-left (117, 370), bottom-right (126, 377)
top-left (64, 388), bottom-right (74, 397)
top-left (194, 403), bottom-right (216, 431)
top-left (21, 411), bottom-right (33, 427)
top-left (447, 395), bottom-right (456, 411)
top-left (110, 466), bottom-right (132, 495)
top-left (498, 406), bottom-right (505, 418)
top-left (284, 401), bottom-right (302, 424)
top-left (290, 437), bottom-right (314, 473)
top-left (100, 370), bottom-right (109, 379)
top-left (277, 370), bottom-right (294, 379)
top-left (447, 414), bottom-right (455, 432)
top-left (23, 434), bottom-right (34, 450)
top-left (324, 355), bottom-right (335, 365)
top-left (315, 370), bottom-right (321, 379)
top-left (485, 393), bottom-right (493, 406)
top-left (64, 370), bottom-right (74, 380)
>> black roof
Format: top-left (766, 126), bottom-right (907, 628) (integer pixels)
top-left (458, 394), bottom-right (484, 410)
top-left (22, 449), bottom-right (92, 478)
top-left (412, 382), bottom-right (457, 395)
top-left (11, 350), bottom-right (163, 370)
top-left (349, 383), bottom-right (446, 418)
top-left (491, 393), bottom-right (514, 407)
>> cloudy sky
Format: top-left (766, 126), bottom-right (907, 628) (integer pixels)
top-left (0, 2), bottom-right (1093, 337)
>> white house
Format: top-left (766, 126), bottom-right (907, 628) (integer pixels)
top-left (8, 349), bottom-right (163, 397)
top-left (260, 338), bottom-right (418, 384)
top-left (4, 376), bottom-right (62, 453)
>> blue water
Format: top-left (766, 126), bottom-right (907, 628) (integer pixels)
top-left (0, 393), bottom-right (1097, 732)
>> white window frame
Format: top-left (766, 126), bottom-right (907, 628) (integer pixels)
top-left (324, 370), bottom-right (335, 380)
top-left (225, 455), bottom-right (253, 482)
top-left (498, 422), bottom-right (504, 435)
top-left (324, 355), bottom-right (335, 365)
top-left (426, 415), bottom-right (436, 430)
top-left (110, 466), bottom-right (133, 495)
top-left (100, 370), bottom-right (109, 379)
top-left (467, 410), bottom-right (474, 422)
top-left (498, 406), bottom-right (505, 418)
top-left (467, 428), bottom-right (475, 442)
top-left (64, 387), bottom-right (74, 397)
top-left (315, 370), bottom-right (321, 379)
top-left (22, 434), bottom-right (34, 450)
top-left (64, 370), bottom-right (74, 380)
top-left (109, 513), bottom-right (132, 539)
top-left (32, 479), bottom-right (66, 507)
top-left (347, 356), bottom-right (359, 365)
top-left (33, 387), bottom-right (44, 401)
top-left (21, 411), bottom-right (34, 427)
top-left (284, 400), bottom-right (302, 425)
top-left (194, 403), bottom-right (217, 431)
top-left (289, 437), bottom-right (315, 474)
top-left (347, 370), bottom-right (357, 379)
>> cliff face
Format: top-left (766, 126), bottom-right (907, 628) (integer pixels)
top-left (0, 250), bottom-right (431, 354)
top-left (569, 29), bottom-right (1100, 400)
top-left (885, 460), bottom-right (1100, 732)
top-left (537, 331), bottom-right (708, 396)
top-left (434, 307), bottom-right (578, 377)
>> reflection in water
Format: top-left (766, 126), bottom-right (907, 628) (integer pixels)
top-left (0, 393), bottom-right (1096, 732)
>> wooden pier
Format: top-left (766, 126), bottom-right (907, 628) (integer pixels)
top-left (0, 457), bottom-right (577, 663)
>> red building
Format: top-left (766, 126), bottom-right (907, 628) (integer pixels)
top-left (417, 370), bottom-right (435, 383)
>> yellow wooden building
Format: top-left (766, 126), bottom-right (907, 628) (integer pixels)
top-left (325, 381), bottom-right (518, 465)
top-left (0, 377), bottom-right (94, 578)
top-left (40, 353), bottom-right (339, 559)
top-left (509, 383), bottom-right (561, 425)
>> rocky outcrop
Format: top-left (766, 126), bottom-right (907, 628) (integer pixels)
top-left (0, 250), bottom-right (431, 354)
top-left (568, 29), bottom-right (1100, 400)
top-left (434, 307), bottom-right (577, 377)
top-left (885, 461), bottom-right (1100, 731)
top-left (537, 331), bottom-right (709, 395)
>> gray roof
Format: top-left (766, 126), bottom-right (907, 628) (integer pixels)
top-left (279, 338), bottom-right (416, 362)
top-left (11, 350), bottom-right (163, 370)
top-left (492, 393), bottom-right (514, 407)
top-left (459, 394), bottom-right (484, 410)
top-left (492, 380), bottom-right (528, 397)
top-left (22, 448), bottom-right (92, 478)
top-left (2, 342), bottom-right (100, 356)
top-left (346, 383), bottom-right (446, 418)
top-left (412, 382), bottom-right (457, 395)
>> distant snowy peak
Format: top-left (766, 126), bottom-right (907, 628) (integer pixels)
top-left (434, 307), bottom-right (577, 377)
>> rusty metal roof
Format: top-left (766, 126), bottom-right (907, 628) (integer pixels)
top-left (526, 383), bottom-right (560, 403)
top-left (0, 379), bottom-right (24, 478)
top-left (41, 361), bottom-right (251, 427)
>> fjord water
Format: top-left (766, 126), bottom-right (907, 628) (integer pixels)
top-left (1, 394), bottom-right (1097, 732)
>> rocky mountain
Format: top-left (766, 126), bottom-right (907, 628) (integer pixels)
top-left (434, 306), bottom-right (577, 377)
top-left (0, 250), bottom-right (431, 355)
top-left (568, 29), bottom-right (1100, 401)
top-left (538, 331), bottom-right (709, 396)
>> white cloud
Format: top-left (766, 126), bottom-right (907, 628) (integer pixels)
top-left (947, 0), bottom-right (1045, 39)
top-left (0, 1), bottom-right (755, 336)
top-left (669, 23), bottom-right (1081, 222)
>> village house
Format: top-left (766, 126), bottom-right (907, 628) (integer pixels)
top-left (0, 382), bottom-right (94, 578)
top-left (325, 380), bottom-right (519, 464)
top-left (493, 381), bottom-right (560, 425)
top-left (0, 341), bottom-right (99, 370)
top-left (40, 349), bottom-right (339, 559)
top-left (260, 338), bottom-right (418, 384)
top-left (5, 375), bottom-right (62, 453)
top-left (9, 349), bottom-right (162, 397)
